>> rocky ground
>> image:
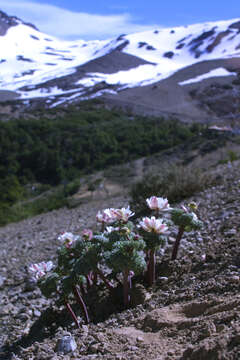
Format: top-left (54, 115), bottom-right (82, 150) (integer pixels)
top-left (0, 159), bottom-right (240, 360)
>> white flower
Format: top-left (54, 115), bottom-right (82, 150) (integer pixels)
top-left (114, 206), bottom-right (135, 222)
top-left (146, 196), bottom-right (171, 211)
top-left (139, 216), bottom-right (168, 234)
top-left (58, 232), bottom-right (77, 248)
top-left (96, 208), bottom-right (118, 224)
top-left (104, 226), bottom-right (120, 234)
top-left (29, 261), bottom-right (53, 280)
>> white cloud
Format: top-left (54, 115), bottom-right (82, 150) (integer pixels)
top-left (0, 1), bottom-right (158, 40)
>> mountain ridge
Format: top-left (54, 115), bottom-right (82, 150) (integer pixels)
top-left (1, 10), bottom-right (240, 123)
top-left (0, 9), bottom-right (37, 36)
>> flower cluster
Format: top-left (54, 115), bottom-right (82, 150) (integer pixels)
top-left (96, 208), bottom-right (116, 224)
top-left (29, 195), bottom-right (203, 326)
top-left (96, 206), bottom-right (134, 224)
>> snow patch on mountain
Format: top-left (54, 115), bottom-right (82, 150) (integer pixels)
top-left (76, 63), bottom-right (173, 89)
top-left (1, 13), bottom-right (240, 104)
top-left (0, 22), bottom-right (114, 91)
top-left (179, 68), bottom-right (237, 85)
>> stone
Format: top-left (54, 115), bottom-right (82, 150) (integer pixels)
top-left (89, 343), bottom-right (100, 353)
top-left (33, 309), bottom-right (41, 317)
top-left (0, 275), bottom-right (5, 288)
top-left (229, 275), bottom-right (239, 283)
top-left (24, 276), bottom-right (37, 292)
top-left (157, 277), bottom-right (168, 284)
top-left (55, 335), bottom-right (77, 354)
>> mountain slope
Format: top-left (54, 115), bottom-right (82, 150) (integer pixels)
top-left (1, 10), bottom-right (240, 122)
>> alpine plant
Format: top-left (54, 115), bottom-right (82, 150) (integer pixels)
top-left (139, 217), bottom-right (168, 286)
top-left (29, 198), bottom-right (203, 327)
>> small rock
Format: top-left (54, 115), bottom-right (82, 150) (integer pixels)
top-left (224, 229), bottom-right (237, 237)
top-left (33, 309), bottom-right (41, 317)
top-left (231, 334), bottom-right (240, 346)
top-left (0, 275), bottom-right (5, 288)
top-left (24, 276), bottom-right (37, 292)
top-left (16, 313), bottom-right (29, 321)
top-left (168, 236), bottom-right (175, 244)
top-left (216, 324), bottom-right (226, 333)
top-left (230, 275), bottom-right (239, 283)
top-left (89, 343), bottom-right (100, 353)
top-left (55, 335), bottom-right (77, 354)
top-left (128, 346), bottom-right (138, 351)
top-left (157, 276), bottom-right (168, 284)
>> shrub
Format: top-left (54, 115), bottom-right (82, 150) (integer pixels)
top-left (64, 179), bottom-right (80, 196)
top-left (0, 186), bottom-right (68, 226)
top-left (228, 150), bottom-right (238, 162)
top-left (130, 164), bottom-right (212, 217)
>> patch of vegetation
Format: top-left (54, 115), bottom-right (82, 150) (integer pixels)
top-left (130, 164), bottom-right (213, 217)
top-left (0, 186), bottom-right (67, 226)
top-left (218, 150), bottom-right (239, 165)
top-left (0, 103), bottom-right (231, 225)
top-left (0, 105), bottom-right (204, 224)
top-left (0, 178), bottom-right (81, 226)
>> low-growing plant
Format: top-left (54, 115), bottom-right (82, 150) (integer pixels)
top-left (170, 202), bottom-right (202, 260)
top-left (29, 196), bottom-right (203, 327)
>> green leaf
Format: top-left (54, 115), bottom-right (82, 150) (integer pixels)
top-left (39, 273), bottom-right (58, 298)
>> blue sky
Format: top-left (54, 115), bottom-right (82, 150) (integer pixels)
top-left (1, 0), bottom-right (240, 40)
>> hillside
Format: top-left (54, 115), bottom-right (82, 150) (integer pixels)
top-left (0, 156), bottom-right (240, 359)
top-left (1, 11), bottom-right (240, 359)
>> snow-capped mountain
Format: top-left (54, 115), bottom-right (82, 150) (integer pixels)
top-left (1, 9), bottom-right (240, 122)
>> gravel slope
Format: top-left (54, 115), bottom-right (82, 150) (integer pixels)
top-left (0, 161), bottom-right (240, 359)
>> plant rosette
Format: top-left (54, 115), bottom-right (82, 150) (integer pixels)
top-left (170, 203), bottom-right (203, 260)
top-left (104, 230), bottom-right (146, 273)
top-left (104, 225), bottom-right (146, 307)
top-left (170, 207), bottom-right (202, 232)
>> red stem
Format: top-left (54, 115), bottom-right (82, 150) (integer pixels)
top-left (64, 300), bottom-right (80, 328)
top-left (86, 274), bottom-right (93, 289)
top-left (80, 282), bottom-right (86, 295)
top-left (148, 249), bottom-right (155, 286)
top-left (96, 268), bottom-right (114, 291)
top-left (123, 269), bottom-right (130, 308)
top-left (114, 274), bottom-right (122, 286)
top-left (171, 226), bottom-right (185, 260)
top-left (101, 222), bottom-right (105, 232)
top-left (72, 285), bottom-right (90, 324)
top-left (92, 271), bottom-right (98, 285)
